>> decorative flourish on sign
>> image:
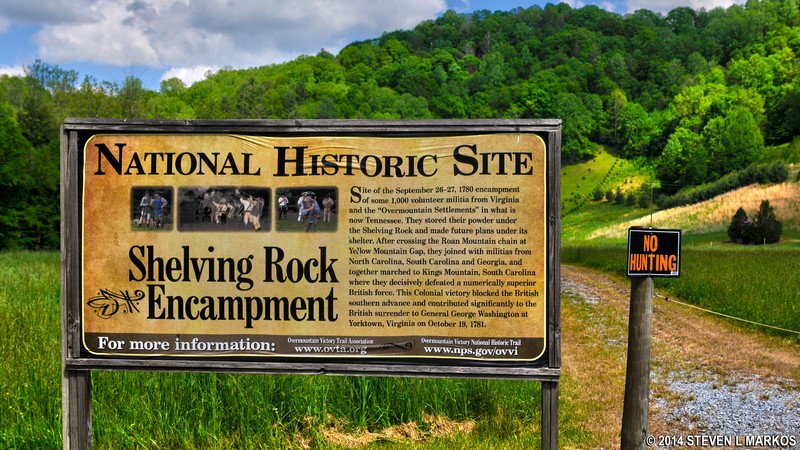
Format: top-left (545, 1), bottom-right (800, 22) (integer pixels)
top-left (87, 289), bottom-right (144, 319)
top-left (378, 341), bottom-right (415, 352)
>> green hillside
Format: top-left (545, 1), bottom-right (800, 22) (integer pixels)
top-left (561, 155), bottom-right (800, 243)
top-left (561, 148), bottom-right (649, 213)
top-left (4, 1), bottom-right (800, 249)
top-left (560, 152), bottom-right (651, 241)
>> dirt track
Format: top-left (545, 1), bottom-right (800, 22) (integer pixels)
top-left (561, 264), bottom-right (800, 449)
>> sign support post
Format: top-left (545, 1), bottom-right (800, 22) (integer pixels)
top-left (62, 370), bottom-right (92, 449)
top-left (622, 227), bottom-right (681, 449)
top-left (542, 380), bottom-right (559, 449)
top-left (620, 275), bottom-right (653, 450)
top-left (62, 128), bottom-right (93, 449)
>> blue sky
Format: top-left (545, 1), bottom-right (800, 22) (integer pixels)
top-left (0, 0), bottom-right (745, 91)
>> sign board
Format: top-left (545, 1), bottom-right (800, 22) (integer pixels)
top-left (627, 228), bottom-right (681, 277)
top-left (62, 119), bottom-right (561, 378)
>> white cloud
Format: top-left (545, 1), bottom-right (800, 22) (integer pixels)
top-left (561, 0), bottom-right (587, 9)
top-left (160, 65), bottom-right (219, 87)
top-left (0, 65), bottom-right (25, 77)
top-left (34, 1), bottom-right (164, 67)
top-left (561, 0), bottom-right (619, 12)
top-left (25, 0), bottom-right (447, 72)
top-left (597, 2), bottom-right (620, 12)
top-left (623, 0), bottom-right (745, 14)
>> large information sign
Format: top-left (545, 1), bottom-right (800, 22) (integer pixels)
top-left (63, 119), bottom-right (561, 376)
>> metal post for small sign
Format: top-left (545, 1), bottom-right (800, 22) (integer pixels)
top-left (621, 228), bottom-right (681, 449)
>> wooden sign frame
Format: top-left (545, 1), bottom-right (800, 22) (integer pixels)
top-left (61, 119), bottom-right (561, 448)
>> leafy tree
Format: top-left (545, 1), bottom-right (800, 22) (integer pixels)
top-left (728, 201), bottom-right (782, 245)
top-left (666, 7), bottom-right (697, 34)
top-left (752, 199), bottom-right (782, 244)
top-left (315, 96), bottom-right (339, 119)
top-left (147, 78), bottom-right (194, 119)
top-left (17, 80), bottom-right (57, 147)
top-left (23, 139), bottom-right (60, 248)
top-left (658, 126), bottom-right (707, 194)
top-left (0, 102), bottom-right (37, 248)
top-left (554, 92), bottom-right (600, 161)
top-left (705, 106), bottom-right (764, 178)
top-left (72, 76), bottom-right (118, 118)
top-left (637, 190), bottom-right (651, 209)
top-left (605, 88), bottom-right (627, 145)
top-left (394, 93), bottom-right (432, 119)
top-left (337, 41), bottom-right (380, 70)
top-left (118, 76), bottom-right (147, 118)
top-left (24, 59), bottom-right (78, 95)
top-left (685, 51), bottom-right (711, 76)
top-left (768, 74), bottom-right (800, 142)
top-left (614, 187), bottom-right (625, 204)
top-left (618, 102), bottom-right (659, 157)
top-left (727, 207), bottom-right (750, 243)
top-left (236, 77), bottom-right (269, 118)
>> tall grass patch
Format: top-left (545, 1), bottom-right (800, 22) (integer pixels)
top-left (90, 372), bottom-right (546, 448)
top-left (0, 251), bottom-right (62, 448)
top-left (4, 251), bottom-right (598, 448)
top-left (563, 244), bottom-right (800, 341)
top-left (659, 247), bottom-right (800, 337)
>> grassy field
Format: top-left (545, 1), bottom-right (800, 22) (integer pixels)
top-left (274, 212), bottom-right (339, 233)
top-left (1, 251), bottom-right (594, 449)
top-left (560, 156), bottom-right (800, 341)
top-left (3, 152), bottom-right (798, 447)
top-left (562, 242), bottom-right (800, 342)
top-left (5, 244), bottom-right (798, 447)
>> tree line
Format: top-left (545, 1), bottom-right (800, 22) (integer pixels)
top-left (2, 0), bottom-right (800, 249)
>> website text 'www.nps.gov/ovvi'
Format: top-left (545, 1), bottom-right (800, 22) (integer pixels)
top-left (422, 345), bottom-right (520, 357)
top-left (291, 344), bottom-right (522, 358)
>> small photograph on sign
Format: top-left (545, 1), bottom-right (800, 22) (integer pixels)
top-left (275, 187), bottom-right (338, 233)
top-left (177, 186), bottom-right (271, 232)
top-left (131, 187), bottom-right (173, 230)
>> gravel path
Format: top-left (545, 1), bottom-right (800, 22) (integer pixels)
top-left (561, 268), bottom-right (800, 449)
top-left (652, 370), bottom-right (800, 448)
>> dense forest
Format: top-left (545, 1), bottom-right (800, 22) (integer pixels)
top-left (2, 0), bottom-right (800, 249)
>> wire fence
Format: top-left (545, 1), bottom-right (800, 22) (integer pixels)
top-left (654, 291), bottom-right (800, 336)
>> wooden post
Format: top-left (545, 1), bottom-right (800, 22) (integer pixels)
top-left (541, 380), bottom-right (559, 450)
top-left (62, 128), bottom-right (93, 449)
top-left (620, 276), bottom-right (654, 450)
top-left (62, 370), bottom-right (92, 449)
